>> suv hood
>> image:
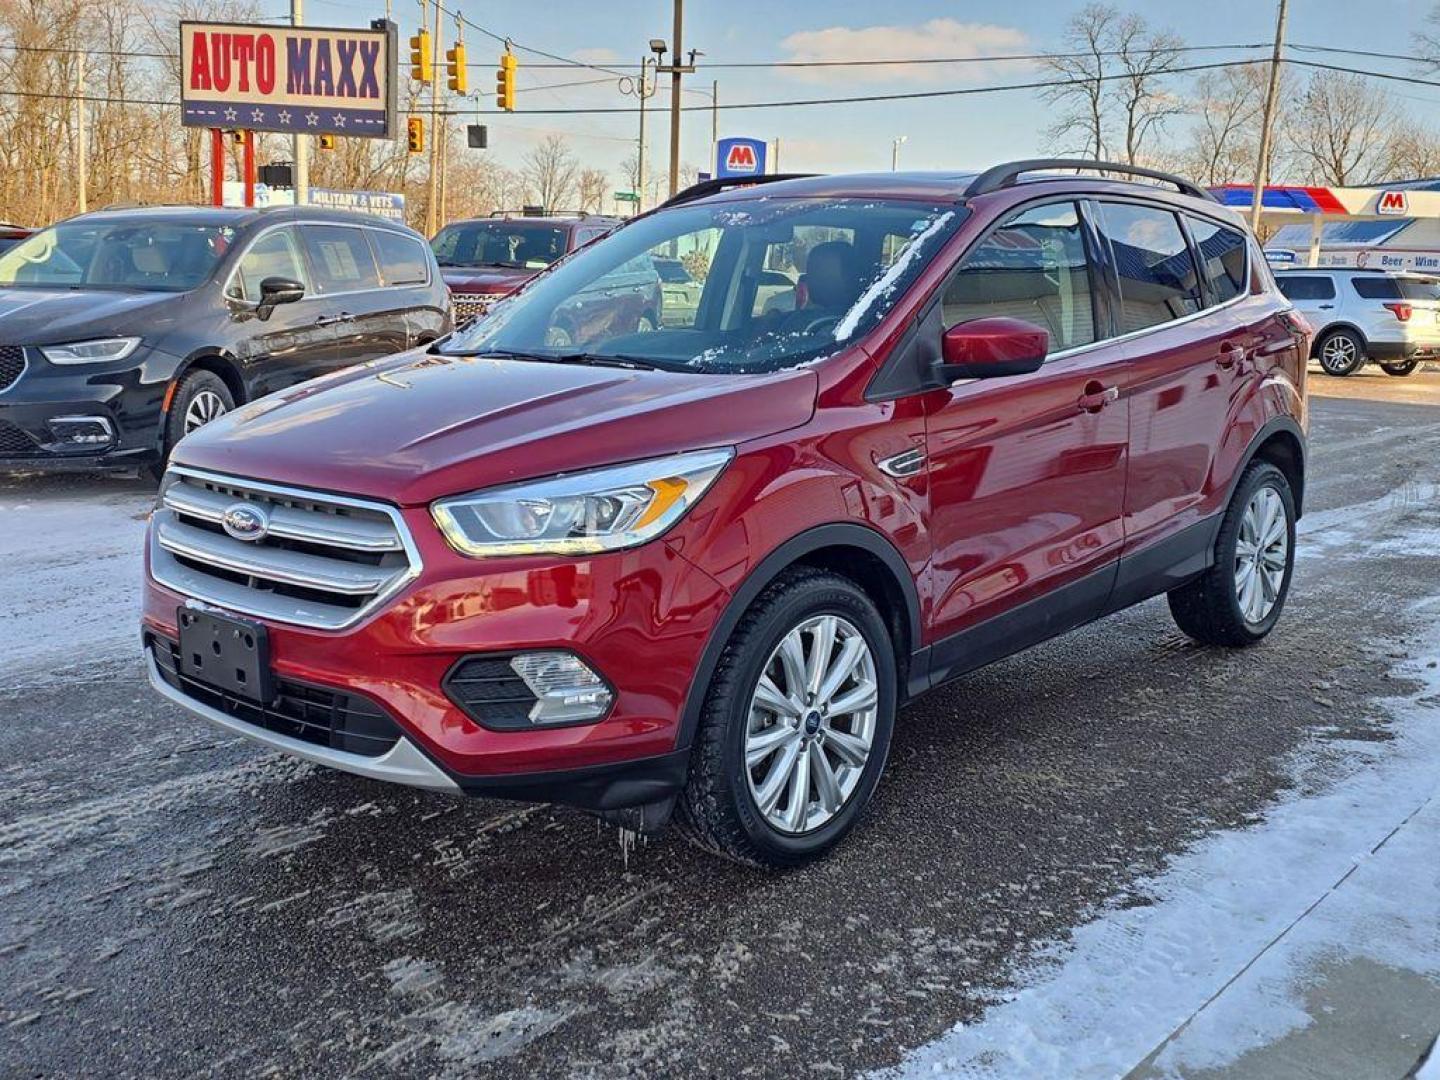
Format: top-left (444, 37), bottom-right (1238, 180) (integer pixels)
top-left (0, 287), bottom-right (181, 345)
top-left (172, 347), bottom-right (819, 506)
top-left (441, 266), bottom-right (535, 293)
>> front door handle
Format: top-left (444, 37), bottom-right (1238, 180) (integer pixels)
top-left (1077, 383), bottom-right (1119, 412)
top-left (1317, 304), bottom-right (1335, 310)
top-left (315, 312), bottom-right (351, 327)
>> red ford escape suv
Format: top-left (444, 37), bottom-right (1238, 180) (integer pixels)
top-left (143, 161), bottom-right (1309, 867)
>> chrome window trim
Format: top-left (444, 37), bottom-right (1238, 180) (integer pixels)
top-left (150, 464), bottom-right (424, 633)
top-left (0, 346), bottom-right (26, 395)
top-left (222, 219), bottom-right (431, 307)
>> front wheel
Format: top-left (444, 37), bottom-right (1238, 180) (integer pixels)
top-left (1316, 329), bottom-right (1366, 376)
top-left (152, 370), bottom-right (235, 480)
top-left (1168, 461), bottom-right (1297, 646)
top-left (676, 568), bottom-right (897, 867)
top-left (1379, 359), bottom-right (1420, 377)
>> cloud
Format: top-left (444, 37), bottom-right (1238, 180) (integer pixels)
top-left (778, 19), bottom-right (1030, 85)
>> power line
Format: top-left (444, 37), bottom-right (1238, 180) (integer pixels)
top-left (693, 42), bottom-right (1270, 69)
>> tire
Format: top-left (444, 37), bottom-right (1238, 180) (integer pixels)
top-left (636, 313), bottom-right (658, 333)
top-left (1168, 461), bottom-right (1297, 647)
top-left (675, 568), bottom-right (897, 868)
top-left (158, 370), bottom-right (234, 471)
top-left (1379, 359), bottom-right (1420, 377)
top-left (1316, 329), bottom-right (1366, 376)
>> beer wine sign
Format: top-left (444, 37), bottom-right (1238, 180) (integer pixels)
top-left (180, 21), bottom-right (399, 139)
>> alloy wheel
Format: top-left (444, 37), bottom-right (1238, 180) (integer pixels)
top-left (1234, 485), bottom-right (1289, 625)
top-left (743, 614), bottom-right (878, 835)
top-left (1320, 334), bottom-right (1358, 374)
top-left (183, 389), bottom-right (229, 434)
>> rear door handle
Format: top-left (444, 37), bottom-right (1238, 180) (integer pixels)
top-left (1317, 304), bottom-right (1335, 310)
top-left (1077, 383), bottom-right (1119, 412)
top-left (315, 312), bottom-right (352, 327)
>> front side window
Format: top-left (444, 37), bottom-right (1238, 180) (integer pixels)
top-left (1188, 216), bottom-right (1248, 305)
top-left (442, 198), bottom-right (965, 374)
top-left (369, 229), bottom-right (429, 286)
top-left (942, 202), bottom-right (1097, 352)
top-left (1276, 275), bottom-right (1336, 301)
top-left (300, 225), bottom-right (380, 293)
top-left (0, 220), bottom-right (233, 291)
top-left (1100, 203), bottom-right (1203, 332)
top-left (228, 227), bottom-right (308, 302)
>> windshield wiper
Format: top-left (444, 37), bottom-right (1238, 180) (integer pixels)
top-left (458, 348), bottom-right (672, 371)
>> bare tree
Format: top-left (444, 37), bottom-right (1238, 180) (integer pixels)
top-left (1286, 72), bottom-right (1400, 185)
top-left (1111, 15), bottom-right (1184, 165)
top-left (577, 168), bottom-right (608, 212)
top-left (1174, 64), bottom-right (1278, 185)
top-left (1385, 127), bottom-right (1440, 179)
top-left (1042, 2), bottom-right (1114, 159)
top-left (522, 134), bottom-right (579, 212)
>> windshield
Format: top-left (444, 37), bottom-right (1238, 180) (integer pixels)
top-left (431, 221), bottom-right (569, 270)
top-left (0, 220), bottom-right (234, 291)
top-left (442, 197), bottom-right (965, 374)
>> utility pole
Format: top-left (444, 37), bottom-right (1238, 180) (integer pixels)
top-left (637, 58), bottom-right (650, 213)
top-left (426, 0), bottom-right (441, 235)
top-left (292, 0), bottom-right (309, 205)
top-left (1249, 0), bottom-right (1289, 236)
top-left (891, 135), bottom-right (907, 172)
top-left (75, 52), bottom-right (87, 213)
top-left (711, 79), bottom-right (718, 174)
top-left (659, 0), bottom-right (696, 198)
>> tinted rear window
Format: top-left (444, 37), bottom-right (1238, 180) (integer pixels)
top-left (300, 225), bottom-right (381, 293)
top-left (1099, 203), bottom-right (1204, 332)
top-left (1351, 275), bottom-right (1440, 301)
top-left (370, 229), bottom-right (429, 286)
top-left (1276, 275), bottom-right (1336, 300)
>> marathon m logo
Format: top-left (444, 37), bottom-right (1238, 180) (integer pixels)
top-left (715, 137), bottom-right (768, 180)
top-left (1377, 190), bottom-right (1410, 215)
top-left (726, 144), bottom-right (758, 173)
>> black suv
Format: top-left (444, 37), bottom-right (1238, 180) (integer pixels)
top-left (0, 205), bottom-right (449, 472)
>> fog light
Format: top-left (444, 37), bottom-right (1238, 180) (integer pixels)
top-left (509, 651), bottom-right (614, 725)
top-left (46, 415), bottom-right (114, 447)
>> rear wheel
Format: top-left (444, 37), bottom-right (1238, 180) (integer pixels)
top-left (676, 568), bottom-right (896, 867)
top-left (1379, 359), bottom-right (1420, 377)
top-left (1316, 329), bottom-right (1366, 376)
top-left (1168, 461), bottom-right (1296, 646)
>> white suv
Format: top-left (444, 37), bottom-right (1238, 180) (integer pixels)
top-left (1275, 269), bottom-right (1440, 377)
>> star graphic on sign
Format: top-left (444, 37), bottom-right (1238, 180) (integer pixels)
top-left (332, 113), bottom-right (346, 128)
top-left (305, 111), bottom-right (320, 126)
top-left (277, 109), bottom-right (292, 124)
top-left (250, 108), bottom-right (264, 124)
top-left (223, 107), bottom-right (238, 123)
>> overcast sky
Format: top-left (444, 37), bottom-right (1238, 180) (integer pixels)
top-left (258, 0), bottom-right (1439, 183)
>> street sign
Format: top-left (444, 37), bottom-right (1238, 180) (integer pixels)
top-left (716, 137), bottom-right (766, 179)
top-left (614, 191), bottom-right (639, 203)
top-left (179, 20), bottom-right (399, 139)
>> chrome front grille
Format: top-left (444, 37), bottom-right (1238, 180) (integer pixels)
top-left (149, 467), bottom-right (422, 631)
top-left (450, 291), bottom-right (497, 326)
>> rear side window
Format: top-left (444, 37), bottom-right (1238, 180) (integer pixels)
top-left (1188, 216), bottom-right (1247, 304)
top-left (1276, 275), bottom-right (1336, 301)
top-left (300, 225), bottom-right (381, 293)
top-left (1099, 203), bottom-right (1203, 332)
top-left (942, 201), bottom-right (1097, 352)
top-left (228, 227), bottom-right (308, 302)
top-left (1352, 275), bottom-right (1440, 301)
top-left (369, 229), bottom-right (429, 286)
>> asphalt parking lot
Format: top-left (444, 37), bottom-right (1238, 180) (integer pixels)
top-left (3, 367), bottom-right (1440, 1079)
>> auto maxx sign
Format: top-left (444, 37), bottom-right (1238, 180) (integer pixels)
top-left (180, 21), bottom-right (398, 139)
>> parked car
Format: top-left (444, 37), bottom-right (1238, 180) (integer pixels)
top-left (0, 205), bottom-right (449, 473)
top-left (432, 211), bottom-right (622, 326)
top-left (1274, 268), bottom-right (1440, 376)
top-left (143, 161), bottom-right (1308, 867)
top-left (0, 222), bottom-right (33, 254)
top-left (653, 255), bottom-right (703, 327)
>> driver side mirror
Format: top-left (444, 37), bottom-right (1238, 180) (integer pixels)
top-left (256, 275), bottom-right (305, 320)
top-left (937, 317), bottom-right (1049, 382)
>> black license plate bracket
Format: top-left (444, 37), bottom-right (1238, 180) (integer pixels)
top-left (177, 607), bottom-right (273, 704)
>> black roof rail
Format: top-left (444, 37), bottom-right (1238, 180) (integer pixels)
top-left (964, 159), bottom-right (1216, 203)
top-left (661, 173), bottom-right (819, 209)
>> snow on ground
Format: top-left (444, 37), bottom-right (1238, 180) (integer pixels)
top-left (0, 479), bottom-right (153, 682)
top-left (879, 512), bottom-right (1440, 1079)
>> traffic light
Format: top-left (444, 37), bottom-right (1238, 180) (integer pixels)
top-left (409, 30), bottom-right (431, 82)
top-left (446, 42), bottom-right (467, 93)
top-left (407, 116), bottom-right (424, 154)
top-left (495, 51), bottom-right (516, 111)
top-left (318, 133), bottom-right (336, 151)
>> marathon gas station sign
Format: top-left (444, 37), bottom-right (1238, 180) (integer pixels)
top-left (179, 21), bottom-right (398, 139)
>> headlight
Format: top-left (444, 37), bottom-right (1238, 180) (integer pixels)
top-left (40, 338), bottom-right (141, 365)
top-left (432, 448), bottom-right (733, 557)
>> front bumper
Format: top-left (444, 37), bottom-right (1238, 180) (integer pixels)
top-left (141, 514), bottom-right (731, 809)
top-left (0, 347), bottom-right (167, 468)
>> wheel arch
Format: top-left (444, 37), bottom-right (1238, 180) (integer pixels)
top-left (1310, 321), bottom-right (1367, 359)
top-left (1228, 416), bottom-right (1307, 519)
top-left (674, 523), bottom-right (923, 752)
top-left (166, 352), bottom-right (246, 412)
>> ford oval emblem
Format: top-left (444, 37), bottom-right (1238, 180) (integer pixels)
top-left (221, 502), bottom-right (269, 542)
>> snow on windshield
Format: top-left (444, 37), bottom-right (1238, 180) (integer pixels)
top-left (834, 211), bottom-right (956, 342)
